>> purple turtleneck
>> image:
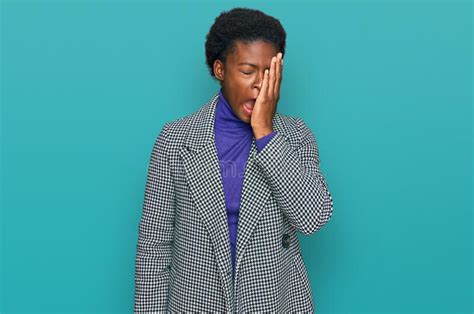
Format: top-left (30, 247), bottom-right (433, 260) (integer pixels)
top-left (214, 88), bottom-right (276, 275)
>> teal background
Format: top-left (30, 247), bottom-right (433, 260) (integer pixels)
top-left (1, 0), bottom-right (472, 313)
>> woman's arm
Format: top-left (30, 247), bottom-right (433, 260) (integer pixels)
top-left (134, 122), bottom-right (175, 313)
top-left (254, 118), bottom-right (334, 235)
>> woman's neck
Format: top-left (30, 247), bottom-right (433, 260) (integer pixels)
top-left (215, 88), bottom-right (252, 133)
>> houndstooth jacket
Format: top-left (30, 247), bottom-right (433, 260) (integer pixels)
top-left (134, 91), bottom-right (334, 313)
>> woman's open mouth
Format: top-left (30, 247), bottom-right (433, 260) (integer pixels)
top-left (243, 100), bottom-right (255, 115)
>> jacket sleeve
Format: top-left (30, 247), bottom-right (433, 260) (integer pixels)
top-left (255, 131), bottom-right (277, 152)
top-left (253, 118), bottom-right (334, 235)
top-left (134, 122), bottom-right (175, 313)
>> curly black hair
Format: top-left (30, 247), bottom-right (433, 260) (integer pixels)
top-left (205, 7), bottom-right (286, 79)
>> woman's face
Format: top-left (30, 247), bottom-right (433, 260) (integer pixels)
top-left (213, 40), bottom-right (279, 124)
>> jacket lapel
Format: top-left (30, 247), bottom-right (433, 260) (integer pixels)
top-left (178, 92), bottom-right (234, 292)
top-left (234, 109), bottom-right (289, 279)
top-left (234, 141), bottom-right (271, 275)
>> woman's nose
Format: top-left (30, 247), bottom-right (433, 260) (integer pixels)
top-left (253, 72), bottom-right (264, 91)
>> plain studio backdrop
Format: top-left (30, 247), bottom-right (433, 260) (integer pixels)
top-left (1, 0), bottom-right (471, 313)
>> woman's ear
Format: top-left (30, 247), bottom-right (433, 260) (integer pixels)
top-left (213, 59), bottom-right (225, 81)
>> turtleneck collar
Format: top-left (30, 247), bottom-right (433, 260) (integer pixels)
top-left (215, 88), bottom-right (253, 134)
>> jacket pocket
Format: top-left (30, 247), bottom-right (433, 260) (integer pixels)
top-left (292, 253), bottom-right (314, 311)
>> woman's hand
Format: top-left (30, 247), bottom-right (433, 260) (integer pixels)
top-left (251, 52), bottom-right (283, 139)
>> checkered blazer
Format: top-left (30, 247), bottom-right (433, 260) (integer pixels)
top-left (134, 91), bottom-right (334, 313)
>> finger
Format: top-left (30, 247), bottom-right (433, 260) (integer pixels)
top-left (274, 53), bottom-right (282, 100)
top-left (260, 68), bottom-right (269, 100)
top-left (268, 56), bottom-right (276, 99)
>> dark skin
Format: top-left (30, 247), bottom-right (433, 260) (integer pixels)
top-left (213, 40), bottom-right (284, 139)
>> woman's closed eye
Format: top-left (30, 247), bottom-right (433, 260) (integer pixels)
top-left (241, 71), bottom-right (253, 75)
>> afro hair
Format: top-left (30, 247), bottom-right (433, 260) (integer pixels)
top-left (205, 7), bottom-right (286, 79)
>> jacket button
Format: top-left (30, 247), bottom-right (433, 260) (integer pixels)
top-left (282, 233), bottom-right (291, 248)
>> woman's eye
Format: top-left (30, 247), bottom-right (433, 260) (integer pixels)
top-left (241, 71), bottom-right (253, 75)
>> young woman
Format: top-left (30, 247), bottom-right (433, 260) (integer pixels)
top-left (134, 7), bottom-right (334, 313)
